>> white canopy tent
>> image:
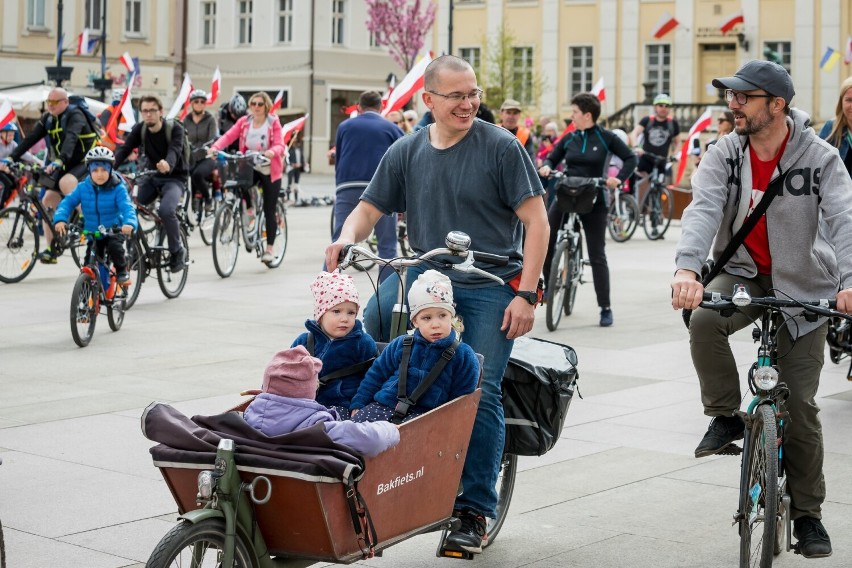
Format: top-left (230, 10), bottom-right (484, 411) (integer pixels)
top-left (0, 85), bottom-right (107, 119)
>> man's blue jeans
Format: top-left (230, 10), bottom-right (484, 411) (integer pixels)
top-left (364, 270), bottom-right (515, 518)
top-left (333, 186), bottom-right (397, 283)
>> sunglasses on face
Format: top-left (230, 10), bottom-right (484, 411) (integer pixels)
top-left (250, 101), bottom-right (265, 107)
top-left (46, 99), bottom-right (67, 106)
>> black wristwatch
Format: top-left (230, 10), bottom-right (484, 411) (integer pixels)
top-left (515, 290), bottom-right (538, 305)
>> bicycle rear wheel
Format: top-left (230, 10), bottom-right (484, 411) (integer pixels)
top-left (484, 452), bottom-right (517, 547)
top-left (641, 186), bottom-right (674, 240)
top-left (546, 240), bottom-right (570, 331)
top-left (123, 236), bottom-right (145, 309)
top-left (213, 203), bottom-right (240, 278)
top-left (70, 272), bottom-right (99, 347)
top-left (157, 227), bottom-right (189, 298)
top-left (197, 207), bottom-right (215, 246)
top-left (739, 404), bottom-right (778, 568)
top-left (607, 193), bottom-right (639, 242)
top-left (264, 200), bottom-right (288, 268)
top-left (0, 206), bottom-right (38, 283)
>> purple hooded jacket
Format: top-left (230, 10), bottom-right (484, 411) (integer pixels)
top-left (244, 393), bottom-right (399, 457)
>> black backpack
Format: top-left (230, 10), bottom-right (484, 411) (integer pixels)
top-left (45, 95), bottom-right (102, 153)
top-left (141, 119), bottom-right (191, 169)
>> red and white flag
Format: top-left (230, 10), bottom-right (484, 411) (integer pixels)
top-left (652, 12), bottom-right (680, 39)
top-left (380, 75), bottom-right (396, 110)
top-left (844, 36), bottom-right (852, 64)
top-left (166, 73), bottom-right (193, 120)
top-left (591, 77), bottom-right (606, 102)
top-left (719, 11), bottom-right (744, 35)
top-left (281, 114), bottom-right (308, 145)
top-left (104, 75), bottom-right (136, 146)
top-left (119, 51), bottom-right (135, 73)
top-left (0, 99), bottom-right (17, 130)
top-left (270, 88), bottom-right (285, 113)
top-left (674, 107), bottom-right (713, 186)
top-left (207, 67), bottom-right (221, 105)
top-left (381, 52), bottom-right (433, 117)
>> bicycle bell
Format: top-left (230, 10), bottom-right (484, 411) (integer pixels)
top-left (446, 231), bottom-right (471, 252)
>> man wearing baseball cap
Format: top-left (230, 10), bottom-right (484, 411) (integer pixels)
top-left (499, 99), bottom-right (534, 159)
top-left (670, 59), bottom-right (852, 558)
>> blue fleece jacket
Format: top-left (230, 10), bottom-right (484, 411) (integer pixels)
top-left (292, 319), bottom-right (378, 409)
top-left (54, 174), bottom-right (138, 233)
top-left (349, 330), bottom-right (479, 413)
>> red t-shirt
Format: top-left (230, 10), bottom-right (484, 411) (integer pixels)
top-left (743, 132), bottom-right (789, 274)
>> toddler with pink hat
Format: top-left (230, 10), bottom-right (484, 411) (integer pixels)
top-left (291, 272), bottom-right (378, 416)
top-left (243, 345), bottom-right (399, 457)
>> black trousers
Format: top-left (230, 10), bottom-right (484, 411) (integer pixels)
top-left (254, 172), bottom-right (281, 246)
top-left (88, 235), bottom-right (127, 271)
top-left (190, 158), bottom-right (217, 199)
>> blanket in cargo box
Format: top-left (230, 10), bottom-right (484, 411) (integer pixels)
top-left (141, 401), bottom-right (365, 484)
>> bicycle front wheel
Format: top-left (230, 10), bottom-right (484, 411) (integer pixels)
top-left (157, 228), bottom-right (189, 298)
top-left (107, 292), bottom-right (126, 332)
top-left (70, 272), bottom-right (99, 347)
top-left (565, 233), bottom-right (583, 316)
top-left (0, 207), bottom-right (38, 283)
top-left (484, 452), bottom-right (517, 547)
top-left (212, 203), bottom-right (240, 278)
top-left (607, 193), bottom-right (639, 242)
top-left (145, 519), bottom-right (253, 568)
top-left (546, 240), bottom-right (570, 331)
top-left (739, 404), bottom-right (778, 568)
top-left (264, 200), bottom-right (288, 269)
top-left (641, 186), bottom-right (674, 240)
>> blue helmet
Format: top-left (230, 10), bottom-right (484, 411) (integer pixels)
top-left (1, 122), bottom-right (18, 132)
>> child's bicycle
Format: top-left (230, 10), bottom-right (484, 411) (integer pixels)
top-left (69, 227), bottom-right (131, 347)
top-left (698, 286), bottom-right (852, 567)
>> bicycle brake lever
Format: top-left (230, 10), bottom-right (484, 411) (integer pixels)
top-left (452, 255), bottom-right (504, 284)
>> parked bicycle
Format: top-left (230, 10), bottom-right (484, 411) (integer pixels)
top-left (606, 180), bottom-right (640, 243)
top-left (123, 170), bottom-right (191, 307)
top-left (0, 163), bottom-right (85, 283)
top-left (699, 286), bottom-right (852, 567)
top-left (639, 154), bottom-right (674, 240)
top-left (68, 227), bottom-right (131, 347)
top-left (211, 151), bottom-right (288, 278)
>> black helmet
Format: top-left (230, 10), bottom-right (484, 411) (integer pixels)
top-left (229, 94), bottom-right (247, 117)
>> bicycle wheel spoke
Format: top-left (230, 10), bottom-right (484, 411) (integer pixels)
top-left (0, 208), bottom-right (38, 283)
top-left (739, 405), bottom-right (778, 567)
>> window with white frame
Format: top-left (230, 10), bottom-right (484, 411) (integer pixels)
top-left (369, 30), bottom-right (380, 48)
top-left (569, 46), bottom-right (593, 96)
top-left (238, 0), bottom-right (253, 45)
top-left (645, 44), bottom-right (671, 95)
top-left (763, 41), bottom-right (792, 72)
top-left (27, 0), bottom-right (46, 28)
top-left (278, 0), bottom-right (293, 43)
top-left (459, 47), bottom-right (481, 75)
top-left (202, 1), bottom-right (216, 47)
top-left (125, 0), bottom-right (144, 35)
top-left (332, 0), bottom-right (345, 46)
top-left (512, 46), bottom-right (534, 105)
top-left (85, 0), bottom-right (104, 33)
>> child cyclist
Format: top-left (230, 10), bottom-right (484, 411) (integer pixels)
top-left (54, 146), bottom-right (137, 283)
top-left (291, 272), bottom-right (378, 416)
top-left (350, 270), bottom-right (480, 423)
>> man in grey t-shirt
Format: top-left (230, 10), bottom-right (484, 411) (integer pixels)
top-left (325, 55), bottom-right (548, 556)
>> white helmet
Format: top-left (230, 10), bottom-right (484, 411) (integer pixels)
top-left (85, 145), bottom-right (115, 165)
top-left (611, 129), bottom-right (629, 146)
top-left (189, 89), bottom-right (208, 102)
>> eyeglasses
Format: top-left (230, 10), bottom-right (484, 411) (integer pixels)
top-left (717, 117), bottom-right (730, 123)
top-left (140, 108), bottom-right (160, 114)
top-left (191, 99), bottom-right (206, 104)
top-left (427, 89), bottom-right (483, 104)
top-left (46, 99), bottom-right (67, 106)
top-left (406, 118), bottom-right (416, 123)
top-left (249, 101), bottom-right (265, 107)
top-left (725, 89), bottom-right (775, 105)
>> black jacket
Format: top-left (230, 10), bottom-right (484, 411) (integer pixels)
top-left (115, 119), bottom-right (188, 178)
top-left (11, 108), bottom-right (98, 168)
top-left (544, 124), bottom-right (637, 182)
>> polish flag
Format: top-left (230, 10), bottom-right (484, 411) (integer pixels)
top-left (166, 73), bottom-right (193, 120)
top-left (270, 88), bottom-right (285, 113)
top-left (381, 52), bottom-right (433, 117)
top-left (281, 114), bottom-right (308, 145)
top-left (104, 75), bottom-right (136, 145)
top-left (119, 51), bottom-right (135, 73)
top-left (342, 104), bottom-right (359, 117)
top-left (207, 67), bottom-right (221, 105)
top-left (591, 77), bottom-right (606, 102)
top-left (719, 12), bottom-right (744, 35)
top-left (652, 12), bottom-right (680, 39)
top-left (0, 99), bottom-right (17, 130)
top-left (380, 75), bottom-right (396, 110)
top-left (76, 28), bottom-right (97, 55)
top-left (844, 36), bottom-right (852, 65)
top-left (674, 107), bottom-right (713, 186)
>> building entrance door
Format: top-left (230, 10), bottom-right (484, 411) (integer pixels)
top-left (698, 43), bottom-right (737, 103)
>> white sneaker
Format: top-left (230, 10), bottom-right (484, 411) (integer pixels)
top-left (261, 251), bottom-right (274, 263)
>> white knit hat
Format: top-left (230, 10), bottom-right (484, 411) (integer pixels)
top-left (408, 270), bottom-right (455, 319)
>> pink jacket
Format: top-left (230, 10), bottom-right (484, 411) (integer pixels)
top-left (213, 115), bottom-right (286, 182)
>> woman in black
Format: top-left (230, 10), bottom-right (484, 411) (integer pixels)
top-left (538, 93), bottom-right (637, 327)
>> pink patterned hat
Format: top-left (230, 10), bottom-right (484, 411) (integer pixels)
top-left (310, 271), bottom-right (360, 322)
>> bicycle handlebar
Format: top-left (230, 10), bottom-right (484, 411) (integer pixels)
top-left (699, 289), bottom-right (849, 320)
top-left (338, 231), bottom-right (508, 285)
top-left (213, 150), bottom-right (271, 167)
top-left (550, 171), bottom-right (614, 188)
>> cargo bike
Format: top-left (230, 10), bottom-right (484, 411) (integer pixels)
top-left (142, 232), bottom-right (579, 567)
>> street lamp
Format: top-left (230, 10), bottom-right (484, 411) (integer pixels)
top-left (45, 0), bottom-right (73, 86)
top-left (92, 0), bottom-right (112, 102)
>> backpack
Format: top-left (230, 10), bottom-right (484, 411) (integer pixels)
top-left (45, 95), bottom-right (102, 154)
top-left (141, 119), bottom-right (191, 169)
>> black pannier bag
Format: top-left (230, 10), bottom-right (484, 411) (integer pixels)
top-left (501, 336), bottom-right (580, 456)
top-left (554, 176), bottom-right (598, 215)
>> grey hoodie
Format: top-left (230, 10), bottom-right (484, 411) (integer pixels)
top-left (676, 108), bottom-right (852, 337)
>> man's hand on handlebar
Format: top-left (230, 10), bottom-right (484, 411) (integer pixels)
top-left (671, 268), bottom-right (704, 310)
top-left (501, 297), bottom-right (535, 339)
top-left (538, 165), bottom-right (552, 178)
top-left (325, 240), bottom-right (352, 272)
top-left (836, 288), bottom-right (852, 314)
top-left (156, 159), bottom-right (171, 174)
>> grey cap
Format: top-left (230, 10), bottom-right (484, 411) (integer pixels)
top-left (712, 60), bottom-right (795, 104)
top-left (500, 99), bottom-right (522, 111)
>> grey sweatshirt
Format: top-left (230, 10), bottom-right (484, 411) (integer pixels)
top-left (676, 108), bottom-right (852, 336)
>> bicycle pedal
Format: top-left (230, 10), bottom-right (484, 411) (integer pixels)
top-left (717, 443), bottom-right (742, 456)
top-left (438, 545), bottom-right (476, 560)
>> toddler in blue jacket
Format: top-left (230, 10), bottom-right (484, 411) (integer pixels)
top-left (350, 270), bottom-right (479, 423)
top-left (291, 272), bottom-right (378, 416)
top-left (54, 147), bottom-right (137, 283)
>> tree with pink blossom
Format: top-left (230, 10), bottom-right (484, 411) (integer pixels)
top-left (365, 0), bottom-right (437, 71)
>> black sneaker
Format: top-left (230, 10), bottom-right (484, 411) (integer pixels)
top-left (600, 308), bottom-right (613, 327)
top-left (794, 517), bottom-right (832, 558)
top-left (38, 248), bottom-right (57, 264)
top-left (116, 269), bottom-right (130, 285)
top-left (445, 509), bottom-right (486, 554)
top-left (168, 248), bottom-right (186, 273)
top-left (694, 415), bottom-right (745, 458)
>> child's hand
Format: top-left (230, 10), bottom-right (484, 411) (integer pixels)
top-left (54, 222), bottom-right (67, 236)
top-left (121, 224), bottom-right (133, 235)
top-left (350, 409), bottom-right (359, 417)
